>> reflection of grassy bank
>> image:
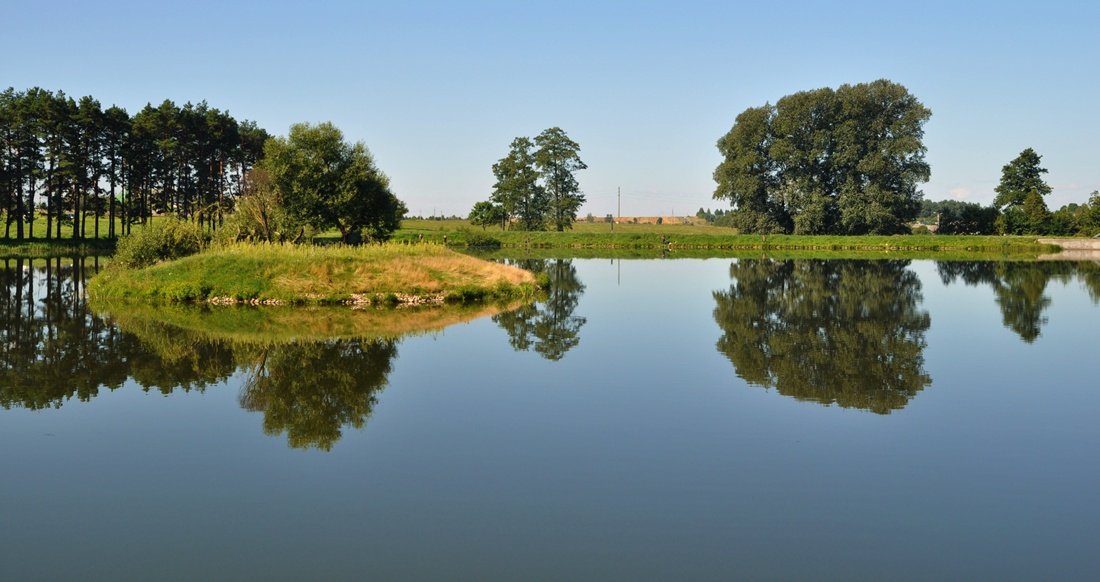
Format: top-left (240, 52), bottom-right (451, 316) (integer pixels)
top-left (88, 242), bottom-right (539, 304)
top-left (0, 239), bottom-right (115, 259)
top-left (97, 300), bottom-right (526, 344)
top-left (465, 245), bottom-right (1056, 262)
top-left (95, 298), bottom-right (528, 451)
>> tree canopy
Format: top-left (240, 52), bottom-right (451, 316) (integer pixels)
top-left (490, 136), bottom-right (547, 230)
top-left (535, 127), bottom-right (587, 231)
top-left (714, 80), bottom-right (932, 235)
top-left (475, 127), bottom-right (585, 232)
top-left (258, 122), bottom-right (406, 244)
top-left (1, 86), bottom-right (268, 241)
top-left (993, 148), bottom-right (1053, 235)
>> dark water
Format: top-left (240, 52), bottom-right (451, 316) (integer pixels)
top-left (3, 256), bottom-right (1099, 581)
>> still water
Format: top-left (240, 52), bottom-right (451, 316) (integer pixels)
top-left (2, 256), bottom-right (1099, 581)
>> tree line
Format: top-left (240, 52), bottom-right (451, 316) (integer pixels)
top-left (0, 87), bottom-right (269, 241)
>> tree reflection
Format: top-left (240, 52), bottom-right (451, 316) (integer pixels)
top-left (239, 339), bottom-right (397, 451)
top-left (0, 259), bottom-right (403, 450)
top-left (493, 258), bottom-right (586, 361)
top-left (935, 261), bottom-right (1091, 343)
top-left (713, 259), bottom-right (932, 414)
top-left (0, 256), bottom-right (129, 408)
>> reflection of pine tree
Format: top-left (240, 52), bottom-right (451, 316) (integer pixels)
top-left (492, 259), bottom-right (586, 361)
top-left (936, 261), bottom-right (1080, 343)
top-left (239, 339), bottom-right (397, 451)
top-left (713, 259), bottom-right (931, 414)
top-left (0, 257), bottom-right (134, 409)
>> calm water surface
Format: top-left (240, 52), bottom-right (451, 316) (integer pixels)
top-left (2, 256), bottom-right (1099, 581)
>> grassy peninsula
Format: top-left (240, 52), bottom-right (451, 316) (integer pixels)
top-left (89, 242), bottom-right (540, 305)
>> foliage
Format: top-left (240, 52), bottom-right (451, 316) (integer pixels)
top-left (473, 128), bottom-right (586, 232)
top-left (0, 87), bottom-right (268, 243)
top-left (468, 200), bottom-right (506, 230)
top-left (258, 122), bottom-right (406, 244)
top-left (714, 80), bottom-right (932, 235)
top-left (993, 148), bottom-right (1052, 235)
top-left (219, 168), bottom-right (300, 243)
top-left (920, 199), bottom-right (1000, 234)
top-left (535, 127), bottom-right (587, 231)
top-left (1077, 191), bottom-right (1100, 236)
top-left (459, 228), bottom-right (502, 248)
top-left (993, 148), bottom-right (1051, 210)
top-left (111, 217), bottom-right (207, 269)
top-left (490, 137), bottom-right (547, 230)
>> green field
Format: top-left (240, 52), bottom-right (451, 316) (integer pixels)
top-left (392, 218), bottom-right (1059, 256)
top-left (1, 214), bottom-right (1068, 259)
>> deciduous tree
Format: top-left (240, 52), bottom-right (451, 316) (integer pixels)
top-left (714, 80), bottom-right (931, 235)
top-left (534, 127), bottom-right (586, 232)
top-left (259, 122), bottom-right (405, 244)
top-left (490, 136), bottom-right (545, 230)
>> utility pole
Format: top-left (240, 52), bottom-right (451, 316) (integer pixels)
top-left (618, 187), bottom-right (621, 219)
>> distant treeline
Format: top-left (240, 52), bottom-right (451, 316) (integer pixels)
top-left (712, 81), bottom-right (1100, 237)
top-left (700, 195), bottom-right (1100, 236)
top-left (0, 87), bottom-right (269, 241)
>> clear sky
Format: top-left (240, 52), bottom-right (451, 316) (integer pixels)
top-left (5, 0), bottom-right (1098, 218)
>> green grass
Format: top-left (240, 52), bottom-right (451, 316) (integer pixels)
top-left (88, 242), bottom-right (539, 304)
top-left (391, 219), bottom-right (1058, 256)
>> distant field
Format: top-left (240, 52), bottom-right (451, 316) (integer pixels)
top-left (399, 217), bottom-right (737, 236)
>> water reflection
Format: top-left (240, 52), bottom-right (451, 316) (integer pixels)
top-left (713, 259), bottom-right (932, 414)
top-left (936, 261), bottom-right (1100, 343)
top-left (493, 258), bottom-right (587, 361)
top-left (0, 258), bottom-right (515, 450)
top-left (238, 339), bottom-right (397, 450)
top-left (0, 256), bottom-right (123, 408)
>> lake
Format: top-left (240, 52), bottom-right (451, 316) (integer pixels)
top-left (2, 255), bottom-right (1099, 581)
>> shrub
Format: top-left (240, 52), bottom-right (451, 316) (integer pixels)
top-left (461, 228), bottom-right (502, 248)
top-left (113, 218), bottom-right (207, 269)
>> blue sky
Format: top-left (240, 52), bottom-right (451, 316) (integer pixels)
top-left (5, 0), bottom-right (1098, 217)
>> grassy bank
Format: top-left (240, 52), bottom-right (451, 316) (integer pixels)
top-left (393, 219), bottom-right (1059, 256)
top-left (89, 242), bottom-right (540, 304)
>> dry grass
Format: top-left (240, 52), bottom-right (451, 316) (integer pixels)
top-left (89, 241), bottom-right (539, 303)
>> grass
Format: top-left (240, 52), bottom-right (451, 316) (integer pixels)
top-left (392, 219), bottom-right (1059, 256)
top-left (2, 215), bottom-right (1066, 259)
top-left (88, 241), bottom-right (540, 304)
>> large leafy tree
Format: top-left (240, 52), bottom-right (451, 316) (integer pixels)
top-left (714, 80), bottom-right (931, 235)
top-left (468, 200), bottom-right (505, 230)
top-left (535, 127), bottom-right (587, 231)
top-left (259, 122), bottom-right (406, 244)
top-left (714, 105), bottom-right (784, 233)
top-left (490, 136), bottom-right (546, 230)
